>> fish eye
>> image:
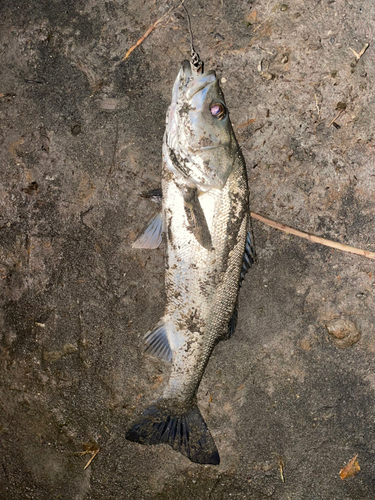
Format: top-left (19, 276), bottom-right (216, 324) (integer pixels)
top-left (210, 102), bottom-right (226, 120)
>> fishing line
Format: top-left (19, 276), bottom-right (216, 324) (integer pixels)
top-left (182, 3), bottom-right (203, 73)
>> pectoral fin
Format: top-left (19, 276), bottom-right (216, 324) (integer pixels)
top-left (132, 212), bottom-right (163, 249)
top-left (183, 187), bottom-right (212, 251)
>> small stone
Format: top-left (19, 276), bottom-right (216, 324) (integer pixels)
top-left (214, 33), bottom-right (225, 41)
top-left (325, 318), bottom-right (361, 348)
top-left (308, 41), bottom-right (322, 51)
top-left (280, 4), bottom-right (288, 11)
top-left (221, 77), bottom-right (227, 84)
top-left (261, 72), bottom-right (275, 81)
top-left (299, 338), bottom-right (312, 351)
top-left (336, 101), bottom-right (347, 110)
top-left (101, 98), bottom-right (117, 110)
top-left (71, 123), bottom-right (82, 136)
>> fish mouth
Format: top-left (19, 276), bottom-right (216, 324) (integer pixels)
top-left (181, 59), bottom-right (192, 79)
top-left (180, 60), bottom-right (216, 99)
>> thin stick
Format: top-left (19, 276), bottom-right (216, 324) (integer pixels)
top-left (250, 212), bottom-right (375, 260)
top-left (349, 43), bottom-right (369, 61)
top-left (314, 93), bottom-right (321, 118)
top-left (357, 43), bottom-right (369, 59)
top-left (84, 449), bottom-right (99, 470)
top-left (328, 109), bottom-right (344, 127)
top-left (235, 117), bottom-right (256, 129)
top-left (349, 47), bottom-right (360, 59)
top-left (123, 0), bottom-right (185, 60)
top-left (253, 13), bottom-right (273, 32)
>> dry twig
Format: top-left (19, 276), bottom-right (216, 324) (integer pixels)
top-left (76, 441), bottom-right (100, 470)
top-left (328, 109), bottom-right (344, 127)
top-left (83, 449), bottom-right (99, 470)
top-left (251, 212), bottom-right (375, 260)
top-left (314, 93), bottom-right (321, 118)
top-left (349, 43), bottom-right (369, 61)
top-left (279, 459), bottom-right (285, 483)
top-left (235, 117), bottom-right (256, 130)
top-left (123, 0), bottom-right (185, 60)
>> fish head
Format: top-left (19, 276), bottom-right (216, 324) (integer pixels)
top-left (165, 61), bottom-right (237, 191)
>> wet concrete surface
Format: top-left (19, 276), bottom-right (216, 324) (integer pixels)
top-left (1, 0), bottom-right (375, 498)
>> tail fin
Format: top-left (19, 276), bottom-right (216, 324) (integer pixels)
top-left (126, 402), bottom-right (220, 465)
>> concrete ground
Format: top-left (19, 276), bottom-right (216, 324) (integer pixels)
top-left (1, 0), bottom-right (375, 498)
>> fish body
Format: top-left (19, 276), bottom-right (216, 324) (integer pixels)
top-left (126, 61), bottom-right (254, 465)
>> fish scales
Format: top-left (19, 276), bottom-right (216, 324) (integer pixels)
top-left (163, 155), bottom-right (248, 403)
top-left (126, 60), bottom-right (254, 465)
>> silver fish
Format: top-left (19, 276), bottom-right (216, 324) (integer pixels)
top-left (126, 60), bottom-right (254, 465)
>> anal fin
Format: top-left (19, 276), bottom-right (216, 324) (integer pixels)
top-left (144, 323), bottom-right (172, 362)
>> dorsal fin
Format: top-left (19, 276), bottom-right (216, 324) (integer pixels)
top-left (240, 230), bottom-right (255, 281)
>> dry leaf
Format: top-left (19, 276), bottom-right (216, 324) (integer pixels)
top-left (245, 11), bottom-right (257, 23)
top-left (339, 454), bottom-right (360, 480)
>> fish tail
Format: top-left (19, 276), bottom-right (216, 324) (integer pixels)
top-left (125, 401), bottom-right (220, 465)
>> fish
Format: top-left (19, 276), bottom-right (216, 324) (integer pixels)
top-left (126, 59), bottom-right (255, 465)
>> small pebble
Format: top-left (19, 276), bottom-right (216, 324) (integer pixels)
top-left (336, 101), bottom-right (347, 110)
top-left (280, 4), bottom-right (288, 11)
top-left (221, 77), bottom-right (227, 83)
top-left (71, 123), bottom-right (82, 136)
top-left (325, 317), bottom-right (361, 348)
